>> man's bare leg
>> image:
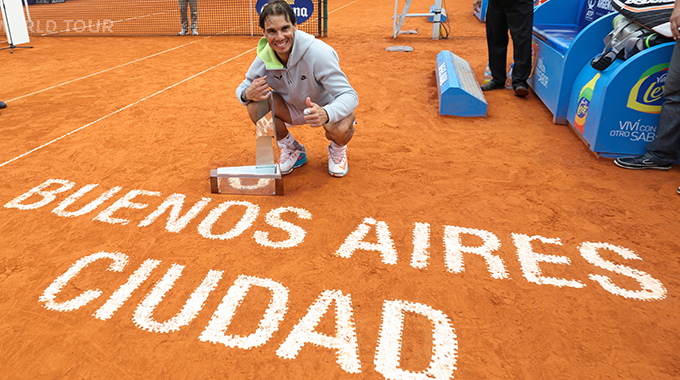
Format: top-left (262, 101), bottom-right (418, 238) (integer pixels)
top-left (324, 112), bottom-right (355, 177)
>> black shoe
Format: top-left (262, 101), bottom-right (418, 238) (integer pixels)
top-left (514, 85), bottom-right (528, 97)
top-left (481, 81), bottom-right (504, 91)
top-left (614, 155), bottom-right (672, 170)
top-left (677, 186), bottom-right (680, 195)
top-left (0, 101), bottom-right (6, 109)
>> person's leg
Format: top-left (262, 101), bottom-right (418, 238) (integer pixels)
top-left (189, 0), bottom-right (198, 33)
top-left (247, 94), bottom-right (307, 175)
top-left (646, 40), bottom-right (680, 164)
top-left (324, 113), bottom-right (355, 177)
top-left (615, 41), bottom-right (680, 170)
top-left (323, 113), bottom-right (355, 146)
top-left (506, 0), bottom-right (533, 90)
top-left (246, 92), bottom-right (293, 141)
top-left (485, 0), bottom-right (509, 85)
top-left (178, 0), bottom-right (189, 33)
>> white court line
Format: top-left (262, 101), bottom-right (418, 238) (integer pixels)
top-left (0, 48), bottom-right (255, 169)
top-left (6, 38), bottom-right (206, 103)
top-left (331, 0), bottom-right (361, 13)
top-left (1, 0), bottom-right (361, 169)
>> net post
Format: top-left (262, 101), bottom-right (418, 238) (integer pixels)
top-left (249, 0), bottom-right (254, 37)
top-left (322, 0), bottom-right (327, 37)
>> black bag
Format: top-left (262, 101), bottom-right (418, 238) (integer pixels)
top-left (591, 13), bottom-right (673, 71)
top-left (611, 0), bottom-right (675, 38)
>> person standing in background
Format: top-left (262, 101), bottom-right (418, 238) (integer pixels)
top-left (474, 0), bottom-right (534, 97)
top-left (614, 1), bottom-right (680, 195)
top-left (178, 0), bottom-right (198, 35)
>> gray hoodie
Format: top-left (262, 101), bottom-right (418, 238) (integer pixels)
top-left (236, 30), bottom-right (358, 124)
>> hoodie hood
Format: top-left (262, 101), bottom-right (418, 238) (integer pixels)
top-left (256, 30), bottom-right (316, 70)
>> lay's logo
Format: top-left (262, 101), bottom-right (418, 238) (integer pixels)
top-left (627, 63), bottom-right (668, 114)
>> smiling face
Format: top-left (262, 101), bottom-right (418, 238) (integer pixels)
top-left (264, 15), bottom-right (297, 64)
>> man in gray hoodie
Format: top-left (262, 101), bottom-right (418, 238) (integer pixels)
top-left (236, 0), bottom-right (358, 177)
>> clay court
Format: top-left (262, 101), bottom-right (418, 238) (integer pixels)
top-left (1, 0), bottom-right (680, 378)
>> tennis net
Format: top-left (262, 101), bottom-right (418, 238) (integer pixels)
top-left (21, 0), bottom-right (327, 37)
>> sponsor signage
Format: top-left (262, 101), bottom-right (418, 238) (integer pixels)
top-left (627, 63), bottom-right (668, 114)
top-left (578, 0), bottom-right (616, 25)
top-left (256, 0), bottom-right (315, 25)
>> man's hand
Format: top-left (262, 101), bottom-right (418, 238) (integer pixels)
top-left (304, 97), bottom-right (328, 127)
top-left (671, 1), bottom-right (680, 40)
top-left (245, 76), bottom-right (270, 102)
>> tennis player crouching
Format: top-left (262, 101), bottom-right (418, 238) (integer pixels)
top-left (236, 0), bottom-right (358, 177)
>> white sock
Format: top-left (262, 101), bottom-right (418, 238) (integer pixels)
top-left (278, 133), bottom-right (297, 149)
top-left (329, 141), bottom-right (346, 151)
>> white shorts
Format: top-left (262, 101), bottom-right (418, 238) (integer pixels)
top-left (283, 100), bottom-right (357, 128)
top-left (284, 100), bottom-right (307, 127)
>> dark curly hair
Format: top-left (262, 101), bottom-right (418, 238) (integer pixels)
top-left (259, 0), bottom-right (297, 29)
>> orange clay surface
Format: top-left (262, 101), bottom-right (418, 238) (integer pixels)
top-left (1, 0), bottom-right (680, 379)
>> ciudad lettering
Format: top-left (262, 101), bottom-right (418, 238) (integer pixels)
top-left (37, 251), bottom-right (457, 378)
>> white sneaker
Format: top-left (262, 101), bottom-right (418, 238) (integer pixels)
top-left (191, 29), bottom-right (199, 36)
top-left (328, 143), bottom-right (348, 177)
top-left (178, 29), bottom-right (188, 36)
top-left (279, 144), bottom-right (307, 175)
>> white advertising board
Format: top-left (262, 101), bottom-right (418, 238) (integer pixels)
top-left (1, 0), bottom-right (30, 46)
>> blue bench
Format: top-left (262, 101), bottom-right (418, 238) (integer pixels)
top-left (528, 0), bottom-right (615, 124)
top-left (533, 26), bottom-right (582, 56)
top-left (565, 41), bottom-right (675, 158)
top-left (473, 0), bottom-right (488, 23)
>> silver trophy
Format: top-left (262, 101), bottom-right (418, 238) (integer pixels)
top-left (210, 93), bottom-right (283, 196)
